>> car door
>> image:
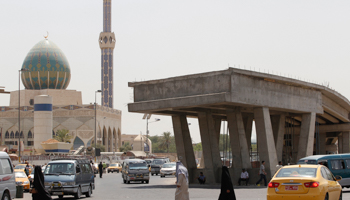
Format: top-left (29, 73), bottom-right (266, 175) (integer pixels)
top-left (323, 167), bottom-right (338, 199)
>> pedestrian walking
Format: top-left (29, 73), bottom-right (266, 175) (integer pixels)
top-left (255, 161), bottom-right (267, 186)
top-left (25, 163), bottom-right (30, 176)
top-left (98, 162), bottom-right (103, 178)
top-left (175, 161), bottom-right (189, 200)
top-left (29, 166), bottom-right (52, 200)
top-left (218, 166), bottom-right (236, 200)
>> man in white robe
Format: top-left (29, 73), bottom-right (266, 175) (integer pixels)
top-left (175, 161), bottom-right (189, 200)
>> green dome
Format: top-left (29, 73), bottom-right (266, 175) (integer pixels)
top-left (21, 39), bottom-right (71, 90)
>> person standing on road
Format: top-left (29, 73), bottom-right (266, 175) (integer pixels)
top-left (175, 161), bottom-right (189, 200)
top-left (255, 161), bottom-right (267, 186)
top-left (98, 162), bottom-right (103, 178)
top-left (219, 166), bottom-right (236, 200)
top-left (29, 166), bottom-right (52, 200)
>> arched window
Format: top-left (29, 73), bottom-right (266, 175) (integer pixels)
top-left (15, 131), bottom-right (19, 138)
top-left (10, 131), bottom-right (14, 139)
top-left (5, 131), bottom-right (9, 139)
top-left (20, 131), bottom-right (23, 138)
top-left (28, 131), bottom-right (32, 138)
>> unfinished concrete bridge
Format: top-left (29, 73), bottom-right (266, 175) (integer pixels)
top-left (128, 68), bottom-right (350, 184)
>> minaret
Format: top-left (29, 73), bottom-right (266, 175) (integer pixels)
top-left (99, 0), bottom-right (116, 108)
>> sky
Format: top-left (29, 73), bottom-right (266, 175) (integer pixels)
top-left (1, 0), bottom-right (350, 143)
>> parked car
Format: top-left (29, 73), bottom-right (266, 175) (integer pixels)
top-left (0, 152), bottom-right (16, 200)
top-left (44, 158), bottom-right (95, 199)
top-left (298, 154), bottom-right (350, 188)
top-left (122, 159), bottom-right (149, 184)
top-left (150, 158), bottom-right (169, 176)
top-left (14, 169), bottom-right (30, 191)
top-left (107, 163), bottom-right (122, 173)
top-left (267, 164), bottom-right (342, 200)
top-left (160, 162), bottom-right (176, 177)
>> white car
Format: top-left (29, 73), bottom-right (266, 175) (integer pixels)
top-left (0, 152), bottom-right (16, 200)
top-left (160, 162), bottom-right (176, 178)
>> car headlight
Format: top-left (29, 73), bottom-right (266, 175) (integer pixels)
top-left (23, 181), bottom-right (29, 184)
top-left (62, 182), bottom-right (75, 186)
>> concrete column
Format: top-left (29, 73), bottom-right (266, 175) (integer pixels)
top-left (319, 132), bottom-right (326, 154)
top-left (341, 132), bottom-right (350, 153)
top-left (297, 112), bottom-right (316, 161)
top-left (198, 112), bottom-right (222, 183)
top-left (34, 95), bottom-right (53, 154)
top-left (214, 118), bottom-right (221, 145)
top-left (243, 115), bottom-right (253, 150)
top-left (253, 107), bottom-right (278, 178)
top-left (271, 114), bottom-right (285, 163)
top-left (172, 115), bottom-right (197, 183)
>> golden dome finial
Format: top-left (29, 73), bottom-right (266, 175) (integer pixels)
top-left (44, 31), bottom-right (49, 39)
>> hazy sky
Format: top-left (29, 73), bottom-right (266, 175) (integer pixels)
top-left (1, 0), bottom-right (350, 143)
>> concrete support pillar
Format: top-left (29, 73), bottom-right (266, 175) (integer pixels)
top-left (297, 112), bottom-right (316, 161)
top-left (319, 132), bottom-right (326, 154)
top-left (214, 118), bottom-right (222, 145)
top-left (271, 114), bottom-right (285, 163)
top-left (243, 115), bottom-right (253, 150)
top-left (253, 107), bottom-right (278, 178)
top-left (340, 132), bottom-right (350, 153)
top-left (172, 115), bottom-right (197, 183)
top-left (198, 112), bottom-right (222, 183)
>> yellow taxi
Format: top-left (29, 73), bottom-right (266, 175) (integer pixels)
top-left (14, 169), bottom-right (31, 191)
top-left (15, 164), bottom-right (33, 174)
top-left (107, 163), bottom-right (122, 173)
top-left (267, 164), bottom-right (342, 200)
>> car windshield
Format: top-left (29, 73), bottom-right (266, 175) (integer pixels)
top-left (276, 168), bottom-right (317, 178)
top-left (110, 164), bottom-right (118, 167)
top-left (15, 171), bottom-right (27, 178)
top-left (152, 160), bottom-right (164, 165)
top-left (44, 163), bottom-right (75, 175)
top-left (129, 162), bottom-right (148, 170)
top-left (297, 160), bottom-right (317, 164)
top-left (15, 165), bottom-right (25, 169)
top-left (162, 163), bottom-right (175, 168)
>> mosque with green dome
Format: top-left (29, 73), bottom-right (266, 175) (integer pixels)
top-left (0, 0), bottom-right (121, 155)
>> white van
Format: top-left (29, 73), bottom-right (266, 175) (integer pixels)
top-left (0, 152), bottom-right (16, 200)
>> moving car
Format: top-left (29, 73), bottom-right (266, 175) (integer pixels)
top-left (44, 158), bottom-right (95, 199)
top-left (0, 152), bottom-right (16, 200)
top-left (298, 154), bottom-right (350, 188)
top-left (267, 164), bottom-right (342, 200)
top-left (107, 163), bottom-right (122, 173)
top-left (160, 162), bottom-right (176, 178)
top-left (14, 164), bottom-right (33, 174)
top-left (150, 158), bottom-right (169, 176)
top-left (14, 169), bottom-right (30, 191)
top-left (122, 159), bottom-right (149, 184)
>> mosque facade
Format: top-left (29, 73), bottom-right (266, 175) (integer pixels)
top-left (0, 0), bottom-right (121, 154)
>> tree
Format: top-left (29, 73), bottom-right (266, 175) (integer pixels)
top-left (90, 141), bottom-right (106, 152)
top-left (54, 129), bottom-right (72, 143)
top-left (159, 132), bottom-right (172, 153)
top-left (193, 143), bottom-right (202, 151)
top-left (119, 142), bottom-right (132, 152)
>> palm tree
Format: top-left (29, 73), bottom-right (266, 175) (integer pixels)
top-left (160, 132), bottom-right (172, 153)
top-left (54, 129), bottom-right (72, 143)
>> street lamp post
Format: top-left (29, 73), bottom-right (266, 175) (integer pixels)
top-left (94, 90), bottom-right (102, 162)
top-left (144, 116), bottom-right (160, 154)
top-left (18, 69), bottom-right (28, 162)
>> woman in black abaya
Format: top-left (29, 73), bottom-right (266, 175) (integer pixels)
top-left (218, 166), bottom-right (236, 200)
top-left (30, 166), bottom-right (52, 200)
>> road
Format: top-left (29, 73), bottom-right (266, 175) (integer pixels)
top-left (19, 172), bottom-right (350, 200)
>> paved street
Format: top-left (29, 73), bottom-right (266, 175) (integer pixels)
top-left (19, 172), bottom-right (350, 200)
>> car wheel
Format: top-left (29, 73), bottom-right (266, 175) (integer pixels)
top-left (141, 181), bottom-right (144, 183)
top-left (2, 192), bottom-right (10, 200)
top-left (112, 171), bottom-right (113, 173)
top-left (123, 179), bottom-right (126, 183)
top-left (324, 193), bottom-right (329, 200)
top-left (146, 180), bottom-right (149, 184)
top-left (117, 170), bottom-right (119, 173)
top-left (74, 186), bottom-right (82, 199)
top-left (127, 181), bottom-right (130, 184)
top-left (339, 191), bottom-right (342, 200)
top-left (58, 195), bottom-right (63, 199)
top-left (151, 173), bottom-right (154, 176)
top-left (108, 171), bottom-right (110, 173)
top-left (86, 185), bottom-right (92, 197)
top-left (160, 175), bottom-right (163, 178)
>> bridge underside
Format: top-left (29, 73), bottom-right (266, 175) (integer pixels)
top-left (128, 68), bottom-right (350, 184)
